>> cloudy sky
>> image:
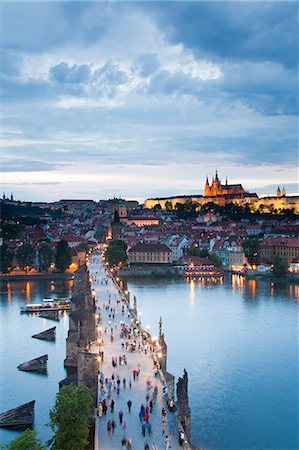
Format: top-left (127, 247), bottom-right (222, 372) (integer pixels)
top-left (1, 1), bottom-right (298, 202)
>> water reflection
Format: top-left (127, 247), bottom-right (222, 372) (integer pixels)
top-left (189, 279), bottom-right (195, 306)
top-left (232, 274), bottom-right (244, 291)
top-left (25, 281), bottom-right (31, 301)
top-left (7, 282), bottom-right (11, 303)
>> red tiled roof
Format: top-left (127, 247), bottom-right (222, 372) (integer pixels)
top-left (128, 243), bottom-right (171, 253)
top-left (262, 237), bottom-right (299, 248)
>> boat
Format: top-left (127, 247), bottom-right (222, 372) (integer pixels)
top-left (21, 301), bottom-right (71, 313)
top-left (43, 297), bottom-right (70, 303)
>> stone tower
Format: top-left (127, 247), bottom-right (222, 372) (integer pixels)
top-left (204, 176), bottom-right (211, 197)
top-left (282, 186), bottom-right (286, 196)
top-left (276, 186), bottom-right (281, 197)
top-left (176, 369), bottom-right (191, 442)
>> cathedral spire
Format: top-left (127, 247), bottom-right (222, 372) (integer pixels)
top-left (276, 186), bottom-right (281, 197)
top-left (225, 175), bottom-right (228, 185)
top-left (215, 169), bottom-right (219, 182)
top-left (282, 186), bottom-right (286, 196)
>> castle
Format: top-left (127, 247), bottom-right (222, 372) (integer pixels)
top-left (144, 171), bottom-right (299, 213)
top-left (204, 170), bottom-right (247, 197)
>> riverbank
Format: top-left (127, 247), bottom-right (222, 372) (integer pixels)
top-left (119, 264), bottom-right (183, 278)
top-left (118, 265), bottom-right (299, 283)
top-left (0, 272), bottom-right (74, 281)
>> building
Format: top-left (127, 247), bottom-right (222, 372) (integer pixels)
top-left (145, 171), bottom-right (258, 210)
top-left (260, 237), bottom-right (299, 267)
top-left (228, 249), bottom-right (247, 271)
top-left (204, 171), bottom-right (247, 197)
top-left (177, 256), bottom-right (222, 277)
top-left (128, 243), bottom-right (172, 264)
top-left (161, 236), bottom-right (189, 261)
top-left (289, 259), bottom-right (299, 273)
top-left (122, 216), bottom-right (159, 227)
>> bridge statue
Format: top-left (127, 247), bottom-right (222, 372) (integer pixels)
top-left (176, 369), bottom-right (191, 442)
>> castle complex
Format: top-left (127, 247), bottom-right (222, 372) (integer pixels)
top-left (204, 171), bottom-right (247, 197)
top-left (144, 171), bottom-right (299, 213)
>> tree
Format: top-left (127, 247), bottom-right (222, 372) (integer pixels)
top-left (209, 252), bottom-right (223, 268)
top-left (39, 244), bottom-right (54, 271)
top-left (55, 240), bottom-right (72, 272)
top-left (105, 240), bottom-right (128, 266)
top-left (187, 247), bottom-right (209, 257)
top-left (0, 243), bottom-right (14, 273)
top-left (16, 243), bottom-right (35, 269)
top-left (0, 429), bottom-right (45, 450)
top-left (242, 239), bottom-right (260, 266)
top-left (0, 222), bottom-right (22, 240)
top-left (272, 257), bottom-right (287, 276)
top-left (48, 384), bottom-right (93, 450)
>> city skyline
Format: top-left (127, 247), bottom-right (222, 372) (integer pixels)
top-left (1, 1), bottom-right (298, 201)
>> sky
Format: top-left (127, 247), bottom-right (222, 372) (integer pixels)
top-left (1, 1), bottom-right (298, 202)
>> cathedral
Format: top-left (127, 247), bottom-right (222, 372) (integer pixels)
top-left (204, 171), bottom-right (247, 197)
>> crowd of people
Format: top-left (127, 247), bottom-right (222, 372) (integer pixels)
top-left (90, 251), bottom-right (187, 449)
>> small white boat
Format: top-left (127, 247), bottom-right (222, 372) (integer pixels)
top-left (21, 301), bottom-right (71, 313)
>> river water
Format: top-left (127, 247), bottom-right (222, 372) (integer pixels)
top-left (0, 275), bottom-right (298, 449)
top-left (0, 279), bottom-right (71, 445)
top-left (126, 275), bottom-right (298, 450)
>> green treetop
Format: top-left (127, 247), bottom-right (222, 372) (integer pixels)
top-left (48, 384), bottom-right (93, 450)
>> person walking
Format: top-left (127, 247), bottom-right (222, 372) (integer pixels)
top-left (107, 420), bottom-right (111, 434)
top-left (119, 409), bottom-right (124, 424)
top-left (165, 435), bottom-right (172, 450)
top-left (142, 420), bottom-right (147, 437)
top-left (152, 443), bottom-right (158, 450)
top-left (127, 399), bottom-right (132, 413)
top-left (111, 419), bottom-right (116, 433)
top-left (123, 377), bottom-right (126, 389)
top-left (149, 399), bottom-right (153, 413)
top-left (110, 399), bottom-right (115, 413)
top-left (144, 444), bottom-right (150, 450)
top-left (127, 437), bottom-right (132, 449)
top-left (179, 430), bottom-right (185, 446)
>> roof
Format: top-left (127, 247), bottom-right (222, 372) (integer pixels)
top-left (128, 243), bottom-right (171, 253)
top-left (262, 237), bottom-right (299, 248)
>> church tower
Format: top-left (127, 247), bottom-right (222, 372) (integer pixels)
top-left (211, 170), bottom-right (221, 196)
top-left (282, 186), bottom-right (286, 196)
top-left (204, 176), bottom-right (211, 197)
top-left (276, 186), bottom-right (281, 197)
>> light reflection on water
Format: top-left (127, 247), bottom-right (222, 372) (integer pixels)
top-left (127, 274), bottom-right (298, 450)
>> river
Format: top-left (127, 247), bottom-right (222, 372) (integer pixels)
top-left (0, 275), bottom-right (298, 449)
top-left (126, 275), bottom-right (298, 450)
top-left (0, 279), bottom-right (71, 445)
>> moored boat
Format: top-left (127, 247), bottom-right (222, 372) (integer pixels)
top-left (21, 301), bottom-right (71, 313)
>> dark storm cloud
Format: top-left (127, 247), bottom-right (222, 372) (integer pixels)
top-left (146, 2), bottom-right (298, 69)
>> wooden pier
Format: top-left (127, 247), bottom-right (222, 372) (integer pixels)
top-left (0, 401), bottom-right (35, 430)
